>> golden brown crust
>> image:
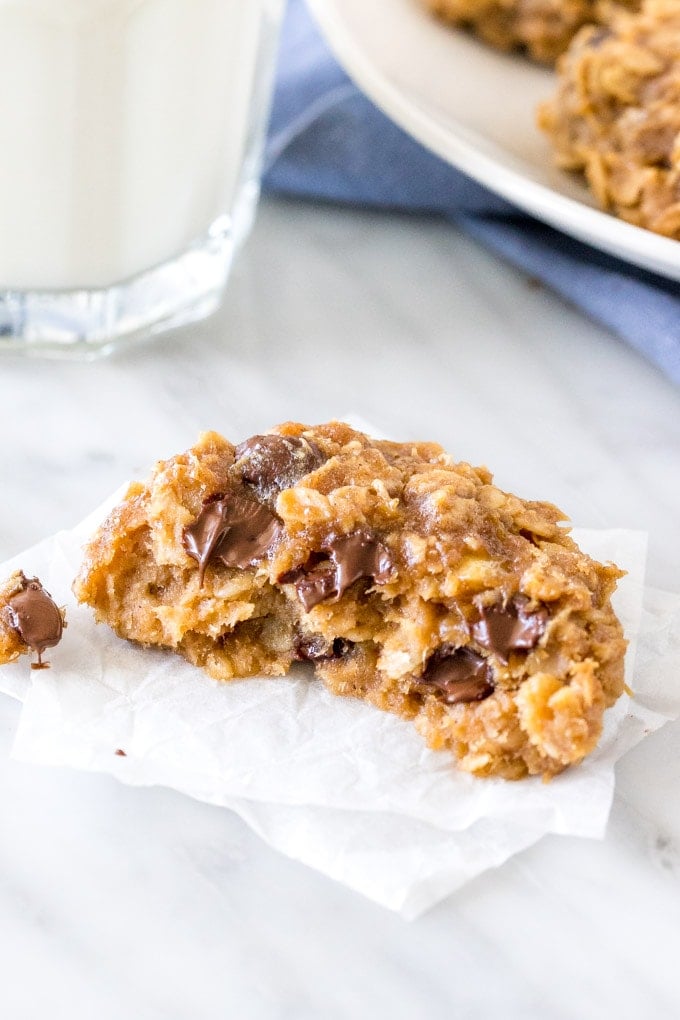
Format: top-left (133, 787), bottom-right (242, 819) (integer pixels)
top-left (423, 0), bottom-right (640, 64)
top-left (74, 423), bottom-right (627, 780)
top-left (538, 0), bottom-right (680, 236)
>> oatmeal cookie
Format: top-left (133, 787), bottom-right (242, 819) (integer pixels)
top-left (426, 0), bottom-right (644, 62)
top-left (74, 423), bottom-right (626, 780)
top-left (0, 570), bottom-right (65, 669)
top-left (538, 0), bottom-right (680, 236)
top-left (423, 0), bottom-right (639, 63)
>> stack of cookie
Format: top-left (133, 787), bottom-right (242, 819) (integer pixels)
top-left (424, 0), bottom-right (680, 239)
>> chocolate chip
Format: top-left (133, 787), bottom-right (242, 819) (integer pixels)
top-left (330, 638), bottom-right (353, 658)
top-left (471, 598), bottom-right (547, 664)
top-left (420, 647), bottom-right (494, 704)
top-left (294, 633), bottom-right (329, 661)
top-left (114, 749), bottom-right (127, 757)
top-left (332, 531), bottom-right (394, 597)
top-left (234, 434), bottom-right (325, 502)
top-left (294, 564), bottom-right (338, 612)
top-left (294, 633), bottom-right (353, 661)
top-left (280, 530), bottom-right (395, 612)
top-left (183, 489), bottom-right (282, 585)
top-left (6, 572), bottom-right (63, 669)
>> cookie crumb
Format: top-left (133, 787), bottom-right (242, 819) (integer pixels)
top-left (0, 570), bottom-right (65, 669)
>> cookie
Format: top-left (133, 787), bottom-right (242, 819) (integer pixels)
top-left (423, 0), bottom-right (640, 64)
top-left (538, 0), bottom-right (680, 237)
top-left (0, 570), bottom-right (65, 669)
top-left (73, 423), bottom-right (627, 780)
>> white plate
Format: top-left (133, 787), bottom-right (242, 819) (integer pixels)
top-left (306, 0), bottom-right (680, 282)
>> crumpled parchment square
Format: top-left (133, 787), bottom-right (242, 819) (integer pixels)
top-left (1, 488), bottom-right (679, 919)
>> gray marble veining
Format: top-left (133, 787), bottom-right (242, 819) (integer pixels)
top-left (1, 198), bottom-right (679, 1019)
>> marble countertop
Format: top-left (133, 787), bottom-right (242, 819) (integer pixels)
top-left (1, 197), bottom-right (680, 1020)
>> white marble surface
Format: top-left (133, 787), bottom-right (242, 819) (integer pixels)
top-left (1, 197), bottom-right (680, 1019)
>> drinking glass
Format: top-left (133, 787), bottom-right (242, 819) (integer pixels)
top-left (0, 0), bottom-right (284, 356)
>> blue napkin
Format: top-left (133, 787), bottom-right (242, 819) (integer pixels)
top-left (263, 0), bottom-right (680, 385)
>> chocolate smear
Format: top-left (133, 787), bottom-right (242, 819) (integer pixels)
top-left (234, 434), bottom-right (326, 503)
top-left (183, 490), bottom-right (282, 585)
top-left (420, 647), bottom-right (494, 704)
top-left (7, 572), bottom-right (63, 669)
top-left (281, 530), bottom-right (395, 612)
top-left (471, 598), bottom-right (547, 664)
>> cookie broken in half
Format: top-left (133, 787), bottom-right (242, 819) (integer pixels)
top-left (73, 422), bottom-right (627, 780)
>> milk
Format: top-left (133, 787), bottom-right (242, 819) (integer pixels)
top-left (0, 0), bottom-right (281, 291)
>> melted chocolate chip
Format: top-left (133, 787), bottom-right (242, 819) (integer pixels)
top-left (281, 530), bottom-right (395, 612)
top-left (183, 490), bottom-right (282, 585)
top-left (471, 598), bottom-right (547, 664)
top-left (294, 633), bottom-right (353, 662)
top-left (7, 573), bottom-right (63, 669)
top-left (294, 634), bottom-right (329, 661)
top-left (332, 531), bottom-right (394, 598)
top-left (294, 564), bottom-right (338, 612)
top-left (420, 647), bottom-right (494, 704)
top-left (234, 434), bottom-right (326, 502)
top-left (330, 638), bottom-right (353, 659)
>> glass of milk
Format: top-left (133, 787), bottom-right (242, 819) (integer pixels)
top-left (0, 0), bottom-right (284, 356)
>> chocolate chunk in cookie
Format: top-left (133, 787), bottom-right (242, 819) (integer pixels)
top-left (280, 530), bottom-right (395, 611)
top-left (183, 490), bottom-right (282, 585)
top-left (421, 647), bottom-right (494, 704)
top-left (471, 598), bottom-right (547, 663)
top-left (234, 434), bottom-right (325, 503)
top-left (294, 632), bottom-right (353, 662)
top-left (0, 570), bottom-right (64, 669)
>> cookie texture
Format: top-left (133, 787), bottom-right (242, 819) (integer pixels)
top-left (538, 0), bottom-right (680, 236)
top-left (74, 423), bottom-right (626, 780)
top-left (423, 0), bottom-right (640, 63)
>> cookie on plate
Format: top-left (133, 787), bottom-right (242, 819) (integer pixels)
top-left (538, 0), bottom-right (680, 237)
top-left (0, 570), bottom-right (65, 669)
top-left (74, 423), bottom-right (626, 780)
top-left (423, 0), bottom-right (640, 64)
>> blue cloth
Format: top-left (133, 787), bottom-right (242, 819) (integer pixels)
top-left (263, 0), bottom-right (680, 385)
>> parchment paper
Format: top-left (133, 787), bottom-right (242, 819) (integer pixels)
top-left (1, 491), bottom-right (679, 918)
